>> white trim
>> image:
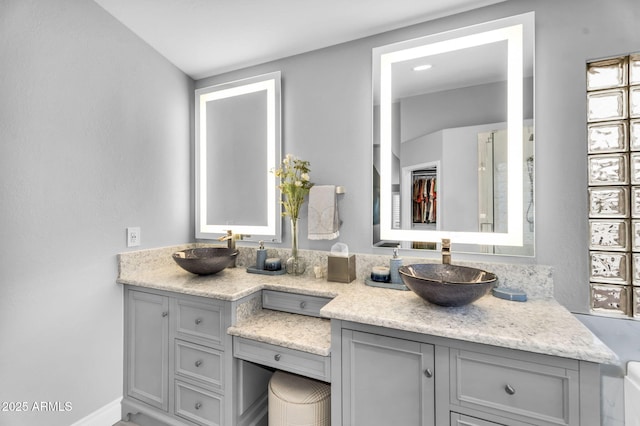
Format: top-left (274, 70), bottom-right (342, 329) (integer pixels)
top-left (626, 362), bottom-right (640, 425)
top-left (69, 398), bottom-right (122, 426)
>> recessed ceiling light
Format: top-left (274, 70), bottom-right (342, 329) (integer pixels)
top-left (413, 64), bottom-right (433, 71)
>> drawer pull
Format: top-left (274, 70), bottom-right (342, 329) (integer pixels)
top-left (423, 368), bottom-right (433, 378)
top-left (505, 384), bottom-right (516, 395)
top-left (194, 402), bottom-right (202, 410)
top-left (195, 317), bottom-right (202, 325)
top-left (195, 360), bottom-right (202, 367)
top-left (274, 354), bottom-right (281, 361)
top-left (161, 311), bottom-right (168, 317)
top-left (300, 301), bottom-right (307, 309)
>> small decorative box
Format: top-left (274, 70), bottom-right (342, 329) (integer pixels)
top-left (327, 255), bottom-right (356, 283)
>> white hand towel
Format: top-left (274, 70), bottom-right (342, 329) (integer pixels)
top-left (308, 185), bottom-right (340, 240)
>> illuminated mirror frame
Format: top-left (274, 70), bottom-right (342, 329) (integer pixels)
top-left (195, 71), bottom-right (282, 241)
top-left (376, 13), bottom-right (533, 247)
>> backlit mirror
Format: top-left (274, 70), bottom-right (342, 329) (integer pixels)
top-left (195, 71), bottom-right (282, 242)
top-left (373, 13), bottom-right (534, 255)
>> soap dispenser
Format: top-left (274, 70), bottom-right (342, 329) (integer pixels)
top-left (256, 241), bottom-right (267, 270)
top-left (389, 247), bottom-right (403, 284)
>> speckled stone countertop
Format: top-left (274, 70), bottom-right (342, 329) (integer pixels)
top-left (117, 244), bottom-right (618, 365)
top-left (228, 310), bottom-right (331, 356)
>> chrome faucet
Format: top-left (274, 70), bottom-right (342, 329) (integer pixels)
top-left (441, 238), bottom-right (451, 265)
top-left (218, 230), bottom-right (241, 267)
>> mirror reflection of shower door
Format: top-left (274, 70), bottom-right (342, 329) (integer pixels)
top-left (478, 131), bottom-right (494, 234)
top-left (478, 129), bottom-right (508, 253)
top-left (478, 126), bottom-right (534, 255)
top-left (478, 129), bottom-right (509, 228)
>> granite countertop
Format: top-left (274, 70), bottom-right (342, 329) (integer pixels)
top-left (322, 289), bottom-right (616, 363)
top-left (227, 310), bottom-right (332, 356)
top-left (118, 245), bottom-right (618, 365)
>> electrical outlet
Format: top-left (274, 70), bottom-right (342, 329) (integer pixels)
top-left (127, 227), bottom-right (141, 247)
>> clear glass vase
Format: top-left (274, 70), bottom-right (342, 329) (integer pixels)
top-left (286, 218), bottom-right (306, 275)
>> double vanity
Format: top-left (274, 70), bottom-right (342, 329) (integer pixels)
top-left (117, 245), bottom-right (616, 426)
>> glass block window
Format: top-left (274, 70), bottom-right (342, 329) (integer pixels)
top-left (587, 54), bottom-right (640, 319)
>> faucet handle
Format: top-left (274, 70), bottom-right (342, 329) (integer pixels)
top-left (225, 230), bottom-right (248, 240)
top-left (217, 231), bottom-right (231, 242)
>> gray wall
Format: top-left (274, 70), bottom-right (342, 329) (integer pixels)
top-left (0, 1), bottom-right (193, 425)
top-left (196, 0), bottom-right (640, 314)
top-left (400, 77), bottom-right (534, 140)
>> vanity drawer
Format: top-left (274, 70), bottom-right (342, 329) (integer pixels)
top-left (450, 349), bottom-right (579, 425)
top-left (175, 340), bottom-right (223, 389)
top-left (262, 290), bottom-right (331, 317)
top-left (175, 380), bottom-right (222, 426)
top-left (233, 336), bottom-right (330, 382)
top-left (450, 412), bottom-right (505, 426)
top-left (174, 297), bottom-right (224, 347)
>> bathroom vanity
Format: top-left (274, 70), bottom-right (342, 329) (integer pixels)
top-left (118, 246), bottom-right (617, 426)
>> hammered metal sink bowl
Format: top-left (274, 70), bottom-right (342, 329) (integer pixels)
top-left (399, 264), bottom-right (497, 307)
top-left (172, 247), bottom-right (238, 275)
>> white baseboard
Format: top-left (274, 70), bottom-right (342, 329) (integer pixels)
top-left (70, 397), bottom-right (121, 426)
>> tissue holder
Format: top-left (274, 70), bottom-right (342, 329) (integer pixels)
top-left (327, 254), bottom-right (356, 283)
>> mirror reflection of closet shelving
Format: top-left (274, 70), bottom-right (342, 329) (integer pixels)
top-left (411, 168), bottom-right (438, 229)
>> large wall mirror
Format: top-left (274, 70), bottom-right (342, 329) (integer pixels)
top-left (195, 71), bottom-right (282, 242)
top-left (373, 13), bottom-right (534, 255)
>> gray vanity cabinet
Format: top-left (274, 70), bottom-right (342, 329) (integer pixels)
top-left (126, 290), bottom-right (170, 411)
top-left (341, 329), bottom-right (436, 426)
top-left (123, 287), bottom-right (232, 426)
top-left (334, 321), bottom-right (601, 426)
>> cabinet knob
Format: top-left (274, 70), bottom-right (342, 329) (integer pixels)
top-left (423, 368), bottom-right (433, 378)
top-left (195, 318), bottom-right (202, 325)
top-left (274, 354), bottom-right (281, 361)
top-left (194, 402), bottom-right (202, 410)
top-left (195, 360), bottom-right (202, 367)
top-left (505, 384), bottom-right (516, 395)
top-left (161, 311), bottom-right (168, 317)
top-left (300, 301), bottom-right (307, 309)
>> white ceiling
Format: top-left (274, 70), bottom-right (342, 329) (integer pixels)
top-left (391, 40), bottom-right (508, 100)
top-left (93, 0), bottom-right (507, 80)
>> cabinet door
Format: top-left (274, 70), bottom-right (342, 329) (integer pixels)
top-left (342, 330), bottom-right (435, 426)
top-left (126, 290), bottom-right (169, 410)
